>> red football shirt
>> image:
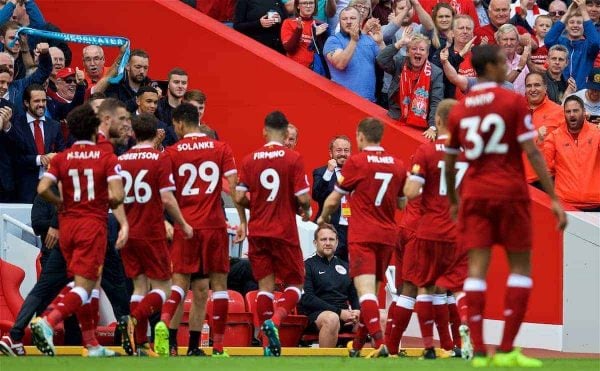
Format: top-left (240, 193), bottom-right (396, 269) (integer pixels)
top-left (44, 140), bottom-right (120, 222)
top-left (399, 196), bottom-right (421, 232)
top-left (237, 141), bottom-right (310, 244)
top-left (165, 133), bottom-right (237, 229)
top-left (410, 136), bottom-right (468, 241)
top-left (96, 130), bottom-right (114, 153)
top-left (446, 82), bottom-right (536, 201)
top-left (118, 145), bottom-right (175, 240)
top-left (336, 146), bottom-right (407, 245)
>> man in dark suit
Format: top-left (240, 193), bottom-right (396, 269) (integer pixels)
top-left (5, 84), bottom-right (65, 203)
top-left (311, 135), bottom-right (352, 262)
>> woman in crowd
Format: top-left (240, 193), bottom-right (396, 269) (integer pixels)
top-left (234, 0), bottom-right (289, 54)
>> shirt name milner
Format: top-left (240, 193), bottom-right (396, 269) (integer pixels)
top-left (367, 155), bottom-right (394, 164)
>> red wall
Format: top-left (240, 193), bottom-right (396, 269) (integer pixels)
top-left (38, 0), bottom-right (563, 324)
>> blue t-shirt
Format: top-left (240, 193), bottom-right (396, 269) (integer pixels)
top-left (324, 32), bottom-right (380, 102)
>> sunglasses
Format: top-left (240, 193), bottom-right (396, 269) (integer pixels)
top-left (548, 10), bottom-right (566, 16)
top-left (62, 78), bottom-right (76, 84)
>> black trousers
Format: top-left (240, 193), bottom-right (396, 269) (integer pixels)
top-left (10, 214), bottom-right (130, 344)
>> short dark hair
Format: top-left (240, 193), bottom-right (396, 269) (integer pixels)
top-left (23, 84), bottom-right (46, 104)
top-left (471, 44), bottom-right (503, 77)
top-left (313, 223), bottom-right (338, 240)
top-left (563, 94), bottom-right (584, 110)
top-left (136, 85), bottom-right (158, 97)
top-left (357, 117), bottom-right (384, 143)
top-left (129, 49), bottom-right (149, 60)
top-left (525, 71), bottom-right (546, 86)
top-left (329, 135), bottom-right (351, 151)
top-left (183, 89), bottom-right (206, 104)
top-left (97, 97), bottom-right (127, 118)
top-left (0, 65), bottom-right (10, 75)
top-left (132, 113), bottom-right (158, 142)
top-left (88, 92), bottom-right (106, 102)
top-left (168, 67), bottom-right (187, 81)
top-left (0, 21), bottom-right (19, 38)
top-left (67, 104), bottom-right (100, 141)
top-left (265, 111), bottom-right (289, 132)
top-left (172, 103), bottom-right (199, 127)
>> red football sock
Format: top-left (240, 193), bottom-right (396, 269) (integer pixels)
top-left (43, 284), bottom-right (73, 317)
top-left (271, 287), bottom-right (300, 327)
top-left (447, 298), bottom-right (461, 348)
top-left (211, 291), bottom-right (229, 352)
top-left (359, 294), bottom-right (383, 348)
top-left (498, 274), bottom-right (532, 353)
top-left (133, 291), bottom-right (164, 321)
top-left (130, 294), bottom-right (144, 344)
top-left (384, 301), bottom-right (398, 339)
top-left (90, 289), bottom-right (100, 327)
top-left (464, 278), bottom-right (487, 355)
top-left (46, 287), bottom-right (87, 328)
top-left (456, 292), bottom-right (468, 324)
top-left (433, 294), bottom-right (453, 350)
top-left (352, 311), bottom-right (369, 351)
top-left (415, 295), bottom-right (435, 349)
top-left (386, 295), bottom-right (415, 354)
top-left (77, 302), bottom-right (99, 347)
top-left (160, 286), bottom-right (185, 325)
top-left (256, 292), bottom-right (274, 347)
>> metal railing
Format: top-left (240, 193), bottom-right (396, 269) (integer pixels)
top-left (0, 213), bottom-right (37, 260)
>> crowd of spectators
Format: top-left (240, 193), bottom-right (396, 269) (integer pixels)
top-left (191, 0), bottom-right (599, 211)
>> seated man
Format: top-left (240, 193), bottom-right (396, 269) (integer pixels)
top-left (299, 224), bottom-right (359, 348)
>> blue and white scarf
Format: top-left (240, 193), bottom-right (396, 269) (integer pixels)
top-left (10, 27), bottom-right (130, 83)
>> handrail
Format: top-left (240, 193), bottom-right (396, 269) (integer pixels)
top-left (0, 213), bottom-right (37, 260)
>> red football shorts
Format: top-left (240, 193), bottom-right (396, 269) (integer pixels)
top-left (395, 227), bottom-right (416, 289)
top-left (458, 199), bottom-right (532, 252)
top-left (170, 228), bottom-right (229, 275)
top-left (121, 238), bottom-right (171, 280)
top-left (248, 236), bottom-right (304, 285)
top-left (59, 218), bottom-right (107, 281)
top-left (348, 242), bottom-right (394, 281)
top-left (403, 238), bottom-right (455, 288)
top-left (436, 245), bottom-right (468, 292)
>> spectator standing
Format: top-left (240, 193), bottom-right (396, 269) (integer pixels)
top-left (545, 0), bottom-right (600, 90)
top-left (510, 0), bottom-right (549, 28)
top-left (572, 67), bottom-right (600, 117)
top-left (234, 0), bottom-right (287, 54)
top-left (497, 24), bottom-right (531, 95)
top-left (548, 0), bottom-right (568, 23)
top-left (544, 95), bottom-right (600, 211)
top-left (81, 45), bottom-right (107, 88)
top-left (586, 0), bottom-right (600, 30)
top-left (156, 68), bottom-right (188, 126)
top-left (372, 0), bottom-right (393, 25)
top-left (544, 44), bottom-right (571, 103)
top-left (104, 49), bottom-right (153, 112)
top-left (0, 21), bottom-right (32, 81)
top-left (475, 0), bottom-right (531, 45)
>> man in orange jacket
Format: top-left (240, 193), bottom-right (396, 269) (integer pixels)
top-left (544, 95), bottom-right (600, 211)
top-left (524, 72), bottom-right (566, 185)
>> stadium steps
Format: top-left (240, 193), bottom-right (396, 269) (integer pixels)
top-left (23, 346), bottom-right (447, 357)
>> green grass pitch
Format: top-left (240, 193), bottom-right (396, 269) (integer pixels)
top-left (1, 357), bottom-right (599, 371)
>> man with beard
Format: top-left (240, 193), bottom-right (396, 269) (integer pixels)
top-left (105, 49), bottom-right (152, 113)
top-left (4, 84), bottom-right (65, 203)
top-left (324, 6), bottom-right (385, 102)
top-left (312, 135), bottom-right (351, 262)
top-left (156, 68), bottom-right (188, 126)
top-left (544, 95), bottom-right (600, 210)
top-left (377, 30), bottom-right (443, 141)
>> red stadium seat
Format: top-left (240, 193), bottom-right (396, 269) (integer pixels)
top-left (0, 259), bottom-right (25, 322)
top-left (245, 290), bottom-right (308, 347)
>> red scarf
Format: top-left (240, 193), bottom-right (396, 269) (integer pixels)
top-left (398, 61), bottom-right (432, 128)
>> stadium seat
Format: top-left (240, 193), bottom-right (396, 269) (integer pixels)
top-left (206, 290), bottom-right (253, 346)
top-left (0, 259), bottom-right (25, 322)
top-left (245, 290), bottom-right (308, 347)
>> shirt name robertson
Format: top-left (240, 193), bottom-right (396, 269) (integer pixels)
top-left (253, 150), bottom-right (285, 160)
top-left (367, 155), bottom-right (394, 164)
top-left (118, 152), bottom-right (160, 161)
top-left (465, 92), bottom-right (494, 107)
top-left (177, 141), bottom-right (215, 151)
top-left (67, 151), bottom-right (100, 160)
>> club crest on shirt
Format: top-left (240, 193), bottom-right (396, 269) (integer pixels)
top-left (335, 265), bottom-right (347, 275)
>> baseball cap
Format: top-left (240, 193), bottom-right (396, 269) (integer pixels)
top-left (587, 67), bottom-right (600, 91)
top-left (56, 67), bottom-right (76, 80)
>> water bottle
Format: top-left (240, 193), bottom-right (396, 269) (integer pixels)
top-left (201, 320), bottom-right (210, 347)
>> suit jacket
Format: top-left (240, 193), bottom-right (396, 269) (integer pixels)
top-left (7, 114), bottom-right (65, 203)
top-left (312, 165), bottom-right (341, 225)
